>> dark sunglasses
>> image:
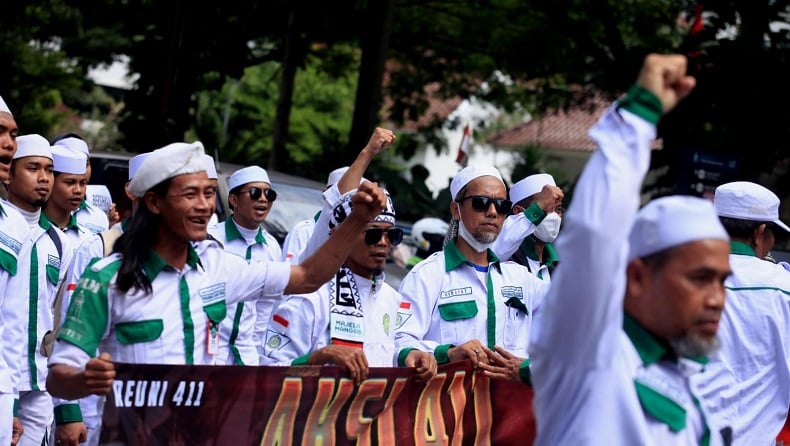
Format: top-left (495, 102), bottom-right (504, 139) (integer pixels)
top-left (458, 195), bottom-right (512, 215)
top-left (363, 227), bottom-right (404, 246)
top-left (239, 187), bottom-right (277, 202)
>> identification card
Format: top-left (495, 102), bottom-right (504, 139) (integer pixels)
top-left (207, 320), bottom-right (219, 355)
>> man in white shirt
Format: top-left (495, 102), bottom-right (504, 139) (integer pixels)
top-left (44, 145), bottom-right (90, 246)
top-left (697, 181), bottom-right (790, 445)
top-left (531, 54), bottom-right (732, 445)
top-left (209, 165), bottom-right (282, 365)
top-left (263, 190), bottom-right (436, 384)
top-left (46, 141), bottom-right (387, 401)
top-left (395, 164), bottom-right (549, 385)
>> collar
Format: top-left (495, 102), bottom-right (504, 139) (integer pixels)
top-left (225, 216), bottom-right (267, 245)
top-left (444, 238), bottom-right (500, 272)
top-left (0, 201), bottom-right (5, 217)
top-left (143, 244), bottom-right (202, 280)
top-left (623, 313), bottom-right (708, 365)
top-left (65, 212), bottom-right (80, 231)
top-left (518, 236), bottom-right (559, 266)
top-left (38, 212), bottom-right (52, 230)
top-left (730, 241), bottom-right (756, 257)
top-left (78, 199), bottom-right (89, 211)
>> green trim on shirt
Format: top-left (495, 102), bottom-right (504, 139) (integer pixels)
top-left (397, 348), bottom-right (415, 367)
top-left (618, 84), bottom-right (663, 125)
top-left (13, 398), bottom-right (18, 416)
top-left (0, 249), bottom-right (17, 276)
top-left (519, 358), bottom-right (532, 386)
top-left (434, 344), bottom-right (453, 364)
top-left (179, 276), bottom-right (195, 365)
top-left (143, 245), bottom-right (201, 280)
top-left (444, 239), bottom-right (500, 272)
top-left (729, 241), bottom-right (756, 257)
top-left (634, 381), bottom-right (686, 432)
top-left (0, 201), bottom-right (5, 217)
top-left (292, 352), bottom-right (311, 366)
top-left (54, 403), bottom-right (83, 425)
top-left (485, 272), bottom-right (496, 349)
top-left (518, 236), bottom-right (559, 268)
top-left (38, 212), bottom-right (52, 230)
top-left (58, 257), bottom-right (120, 357)
top-left (623, 313), bottom-right (670, 366)
top-left (78, 199), bottom-right (88, 211)
top-left (522, 203), bottom-right (546, 225)
top-left (27, 245), bottom-right (40, 391)
top-left (228, 303), bottom-right (245, 365)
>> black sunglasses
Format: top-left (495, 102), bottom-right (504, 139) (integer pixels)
top-left (458, 195), bottom-right (512, 215)
top-left (239, 187), bottom-right (277, 202)
top-left (363, 227), bottom-right (404, 246)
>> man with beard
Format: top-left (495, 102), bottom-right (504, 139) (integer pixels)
top-left (208, 165), bottom-right (281, 365)
top-left (262, 189), bottom-right (437, 384)
top-left (697, 181), bottom-right (790, 445)
top-left (530, 54), bottom-right (732, 445)
top-left (6, 135), bottom-right (74, 446)
top-left (394, 164), bottom-right (549, 384)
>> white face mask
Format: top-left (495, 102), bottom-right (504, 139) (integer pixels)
top-left (534, 212), bottom-right (561, 243)
top-left (457, 219), bottom-right (496, 253)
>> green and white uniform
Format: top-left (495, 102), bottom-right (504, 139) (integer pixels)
top-left (73, 199), bottom-right (108, 235)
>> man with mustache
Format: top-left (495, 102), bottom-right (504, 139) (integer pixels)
top-left (530, 54), bottom-right (732, 445)
top-left (208, 165), bottom-right (281, 365)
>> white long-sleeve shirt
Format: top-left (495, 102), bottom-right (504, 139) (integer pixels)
top-left (0, 201), bottom-right (31, 395)
top-left (395, 240), bottom-right (548, 363)
top-left (531, 101), bottom-right (725, 445)
top-left (698, 242), bottom-right (790, 445)
top-left (261, 272), bottom-right (399, 367)
top-left (208, 217), bottom-right (281, 365)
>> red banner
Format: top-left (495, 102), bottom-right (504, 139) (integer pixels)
top-left (100, 361), bottom-right (535, 445)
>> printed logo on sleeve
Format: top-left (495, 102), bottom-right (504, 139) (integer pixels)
top-left (264, 329), bottom-right (291, 353)
top-left (440, 287), bottom-right (472, 299)
top-left (396, 301), bottom-right (412, 328)
top-left (0, 231), bottom-right (22, 255)
top-left (197, 283), bottom-right (226, 306)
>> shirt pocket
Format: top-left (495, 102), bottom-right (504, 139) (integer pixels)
top-left (437, 300), bottom-right (478, 345)
top-left (503, 298), bottom-right (529, 354)
top-left (115, 319), bottom-right (164, 362)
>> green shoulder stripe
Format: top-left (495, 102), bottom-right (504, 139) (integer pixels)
top-left (58, 256), bottom-right (122, 357)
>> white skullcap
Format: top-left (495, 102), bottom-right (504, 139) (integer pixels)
top-left (628, 195), bottom-right (729, 261)
top-left (326, 166), bottom-right (349, 187)
top-left (228, 166), bottom-right (270, 191)
top-left (85, 184), bottom-right (112, 214)
top-left (128, 141), bottom-right (206, 196)
top-left (53, 137), bottom-right (90, 158)
top-left (14, 134), bottom-right (52, 160)
top-left (509, 173), bottom-right (556, 208)
top-left (329, 188), bottom-right (396, 229)
top-left (51, 145), bottom-right (87, 175)
top-left (714, 181), bottom-right (790, 232)
top-left (0, 95), bottom-right (12, 116)
top-left (202, 155), bottom-right (217, 180)
top-left (128, 152), bottom-right (152, 180)
top-left (450, 164), bottom-right (503, 200)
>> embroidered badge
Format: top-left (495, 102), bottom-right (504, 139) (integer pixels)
top-left (197, 283), bottom-right (226, 306)
top-left (382, 313), bottom-right (390, 336)
top-left (0, 231), bottom-right (21, 255)
top-left (501, 286), bottom-right (524, 299)
top-left (264, 329), bottom-right (291, 352)
top-left (47, 254), bottom-right (61, 269)
top-left (440, 287), bottom-right (472, 299)
top-left (396, 301), bottom-right (412, 328)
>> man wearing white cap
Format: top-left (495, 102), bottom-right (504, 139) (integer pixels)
top-left (262, 190), bottom-right (437, 384)
top-left (531, 54), bottom-right (733, 445)
top-left (493, 173), bottom-right (564, 281)
top-left (52, 134), bottom-right (113, 235)
top-left (694, 181), bottom-right (790, 445)
top-left (0, 94), bottom-right (18, 200)
top-left (208, 165), bottom-right (281, 365)
top-left (394, 163), bottom-right (549, 385)
top-left (282, 165), bottom-right (348, 264)
top-left (46, 141), bottom-right (388, 402)
top-left (6, 134), bottom-right (75, 446)
top-left (0, 94), bottom-right (30, 446)
top-left (44, 145), bottom-right (90, 246)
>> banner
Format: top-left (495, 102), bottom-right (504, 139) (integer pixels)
top-left (100, 361), bottom-right (535, 445)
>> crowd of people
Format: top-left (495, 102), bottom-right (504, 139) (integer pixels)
top-left (0, 53), bottom-right (788, 446)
